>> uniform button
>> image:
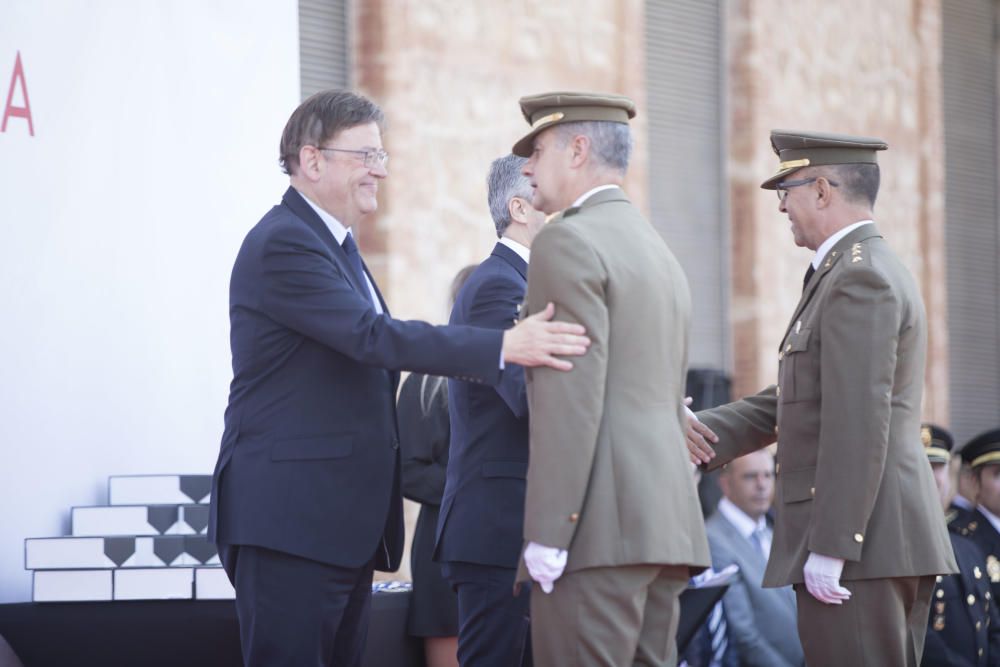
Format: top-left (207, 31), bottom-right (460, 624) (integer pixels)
top-left (853, 533), bottom-right (864, 543)
top-left (974, 566), bottom-right (982, 579)
top-left (810, 487), bottom-right (815, 497)
top-left (976, 621), bottom-right (982, 631)
top-left (979, 648), bottom-right (984, 657)
top-left (968, 594), bottom-right (976, 606)
top-left (937, 589), bottom-right (945, 599)
top-left (935, 575), bottom-right (943, 583)
top-left (776, 386), bottom-right (782, 397)
top-left (569, 513), bottom-right (579, 523)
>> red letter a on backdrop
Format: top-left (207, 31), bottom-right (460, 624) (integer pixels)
top-left (3, 51), bottom-right (34, 136)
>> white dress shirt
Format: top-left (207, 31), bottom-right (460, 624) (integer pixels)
top-left (717, 497), bottom-right (772, 557)
top-left (297, 190), bottom-right (383, 314)
top-left (498, 236), bottom-right (530, 264)
top-left (978, 504), bottom-right (1000, 535)
top-left (952, 494), bottom-right (974, 511)
top-left (812, 219), bottom-right (874, 270)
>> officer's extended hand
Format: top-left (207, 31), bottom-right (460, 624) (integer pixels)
top-left (502, 302), bottom-right (589, 371)
top-left (803, 552), bottom-right (852, 604)
top-left (684, 396), bottom-right (718, 465)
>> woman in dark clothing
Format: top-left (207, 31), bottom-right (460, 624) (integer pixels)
top-left (398, 266), bottom-right (475, 667)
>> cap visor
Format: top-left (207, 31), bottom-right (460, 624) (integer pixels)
top-left (512, 129), bottom-right (539, 157)
top-left (760, 167), bottom-right (800, 190)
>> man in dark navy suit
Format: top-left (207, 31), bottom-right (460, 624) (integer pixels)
top-left (208, 91), bottom-right (589, 667)
top-left (435, 154), bottom-right (545, 667)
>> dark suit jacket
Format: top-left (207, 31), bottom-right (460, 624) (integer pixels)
top-left (435, 242), bottom-right (529, 569)
top-left (209, 187), bottom-right (502, 572)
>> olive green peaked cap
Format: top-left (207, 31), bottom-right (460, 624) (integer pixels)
top-left (512, 91), bottom-right (636, 157)
top-left (761, 129), bottom-right (888, 190)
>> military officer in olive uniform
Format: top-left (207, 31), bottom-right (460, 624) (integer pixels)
top-left (920, 423), bottom-right (1000, 667)
top-left (686, 130), bottom-right (957, 666)
top-left (955, 429), bottom-right (1000, 602)
top-left (513, 92), bottom-right (710, 666)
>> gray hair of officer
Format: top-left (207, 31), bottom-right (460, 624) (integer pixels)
top-left (554, 121), bottom-right (634, 174)
top-left (487, 154), bottom-right (532, 238)
top-left (279, 90), bottom-right (384, 176)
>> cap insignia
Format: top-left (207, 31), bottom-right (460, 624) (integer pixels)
top-left (532, 112), bottom-right (564, 129)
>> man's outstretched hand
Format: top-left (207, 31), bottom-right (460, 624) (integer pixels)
top-left (502, 302), bottom-right (590, 371)
top-left (684, 396), bottom-right (718, 465)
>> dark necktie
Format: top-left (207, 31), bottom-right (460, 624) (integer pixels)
top-left (802, 264), bottom-right (815, 292)
top-left (341, 233), bottom-right (374, 306)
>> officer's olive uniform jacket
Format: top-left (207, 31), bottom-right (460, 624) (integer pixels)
top-left (517, 187), bottom-right (710, 578)
top-left (698, 223), bottom-right (956, 586)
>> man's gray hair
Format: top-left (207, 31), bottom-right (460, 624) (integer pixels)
top-left (554, 120), bottom-right (633, 173)
top-left (487, 154), bottom-right (532, 238)
top-left (279, 90), bottom-right (384, 175)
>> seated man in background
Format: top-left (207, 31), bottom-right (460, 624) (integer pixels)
top-left (706, 450), bottom-right (804, 667)
top-left (920, 423), bottom-right (999, 667)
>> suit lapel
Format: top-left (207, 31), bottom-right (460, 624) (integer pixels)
top-left (781, 223), bottom-right (883, 344)
top-left (281, 187), bottom-right (370, 297)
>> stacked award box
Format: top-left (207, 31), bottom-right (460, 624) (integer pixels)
top-left (26, 474), bottom-right (235, 602)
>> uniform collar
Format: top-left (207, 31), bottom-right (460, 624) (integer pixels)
top-left (813, 220), bottom-right (873, 270)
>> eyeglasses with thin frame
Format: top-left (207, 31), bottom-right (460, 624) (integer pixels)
top-left (775, 176), bottom-right (839, 201)
top-left (318, 147), bottom-right (389, 170)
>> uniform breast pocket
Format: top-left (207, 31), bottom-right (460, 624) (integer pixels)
top-left (780, 328), bottom-right (819, 403)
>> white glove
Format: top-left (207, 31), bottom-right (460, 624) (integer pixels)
top-left (524, 542), bottom-right (568, 594)
top-left (803, 552), bottom-right (851, 604)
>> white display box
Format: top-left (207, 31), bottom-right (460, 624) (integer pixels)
top-left (33, 570), bottom-right (112, 602)
top-left (72, 504), bottom-right (209, 536)
top-left (194, 567), bottom-right (235, 600)
top-left (108, 475), bottom-right (212, 505)
top-left (114, 568), bottom-right (193, 600)
top-left (26, 535), bottom-right (219, 569)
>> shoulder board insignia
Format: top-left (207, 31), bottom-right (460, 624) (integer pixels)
top-left (988, 555), bottom-right (1000, 583)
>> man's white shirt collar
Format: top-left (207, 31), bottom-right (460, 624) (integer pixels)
top-left (952, 494), bottom-right (974, 511)
top-left (813, 219), bottom-right (873, 270)
top-left (295, 188), bottom-right (383, 314)
top-left (297, 189), bottom-right (351, 244)
top-left (571, 184), bottom-right (619, 208)
top-left (717, 497), bottom-right (767, 540)
top-left (499, 237), bottom-right (530, 264)
top-left (978, 504), bottom-right (1000, 535)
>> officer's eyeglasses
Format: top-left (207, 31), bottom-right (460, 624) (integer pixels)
top-left (318, 147), bottom-right (389, 170)
top-left (775, 177), bottom-right (839, 202)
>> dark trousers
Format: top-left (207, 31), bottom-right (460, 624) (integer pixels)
top-left (795, 575), bottom-right (936, 667)
top-left (221, 544), bottom-right (375, 667)
top-left (442, 562), bottom-right (532, 667)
